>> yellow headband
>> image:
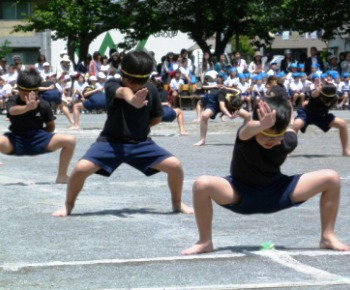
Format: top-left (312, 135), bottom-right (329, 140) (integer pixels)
top-left (225, 92), bottom-right (242, 110)
top-left (18, 85), bottom-right (39, 91)
top-left (320, 90), bottom-right (336, 98)
top-left (121, 69), bottom-right (150, 79)
top-left (261, 129), bottom-right (286, 137)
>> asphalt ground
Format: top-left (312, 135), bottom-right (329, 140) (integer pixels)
top-left (1, 108), bottom-right (350, 290)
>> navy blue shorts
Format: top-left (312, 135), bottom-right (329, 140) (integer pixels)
top-left (162, 106), bottom-right (177, 122)
top-left (221, 174), bottom-right (304, 214)
top-left (4, 129), bottom-right (54, 156)
top-left (40, 90), bottom-right (62, 105)
top-left (83, 92), bottom-right (106, 111)
top-left (295, 109), bottom-right (335, 133)
top-left (202, 95), bottom-right (220, 119)
top-left (82, 139), bottom-right (173, 177)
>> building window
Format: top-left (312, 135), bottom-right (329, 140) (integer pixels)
top-left (0, 2), bottom-right (32, 20)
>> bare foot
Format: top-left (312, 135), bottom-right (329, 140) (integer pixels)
top-left (220, 116), bottom-right (227, 122)
top-left (181, 240), bottom-right (214, 255)
top-left (193, 140), bottom-right (205, 146)
top-left (180, 131), bottom-right (189, 136)
top-left (192, 119), bottom-right (200, 123)
top-left (173, 202), bottom-right (194, 214)
top-left (52, 204), bottom-right (73, 217)
top-left (0, 162), bottom-right (4, 166)
top-left (55, 175), bottom-right (70, 184)
top-left (320, 235), bottom-right (350, 251)
top-left (68, 125), bottom-right (80, 130)
top-left (342, 149), bottom-right (350, 157)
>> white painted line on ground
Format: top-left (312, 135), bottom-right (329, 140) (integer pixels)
top-left (2, 250), bottom-right (350, 272)
top-left (255, 250), bottom-right (341, 280)
top-left (1, 253), bottom-right (246, 271)
top-left (134, 280), bottom-right (350, 290)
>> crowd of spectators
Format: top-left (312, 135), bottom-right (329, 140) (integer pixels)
top-left (0, 47), bottom-right (350, 119)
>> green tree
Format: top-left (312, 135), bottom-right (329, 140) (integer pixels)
top-left (121, 0), bottom-right (350, 55)
top-left (0, 40), bottom-right (12, 59)
top-left (12, 0), bottom-right (138, 66)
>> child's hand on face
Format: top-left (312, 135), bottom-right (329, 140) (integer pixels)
top-left (25, 92), bottom-right (39, 111)
top-left (257, 100), bottom-right (276, 129)
top-left (131, 88), bottom-right (149, 108)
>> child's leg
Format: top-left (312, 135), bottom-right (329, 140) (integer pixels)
top-left (193, 109), bottom-right (214, 146)
top-left (193, 100), bottom-right (203, 122)
top-left (291, 170), bottom-right (349, 251)
top-left (173, 108), bottom-right (189, 136)
top-left (291, 118), bottom-right (305, 133)
top-left (52, 159), bottom-right (101, 216)
top-left (46, 134), bottom-right (76, 184)
top-left (181, 175), bottom-right (240, 255)
top-left (60, 103), bottom-right (74, 125)
top-left (238, 108), bottom-right (251, 124)
top-left (70, 103), bottom-right (84, 129)
top-left (0, 135), bottom-right (14, 154)
top-left (329, 117), bottom-right (350, 156)
top-left (151, 156), bottom-right (193, 214)
top-left (246, 96), bottom-right (252, 111)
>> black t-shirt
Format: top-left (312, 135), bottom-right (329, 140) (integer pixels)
top-left (98, 79), bottom-right (164, 143)
top-left (304, 95), bottom-right (336, 118)
top-left (230, 128), bottom-right (297, 187)
top-left (6, 95), bottom-right (55, 132)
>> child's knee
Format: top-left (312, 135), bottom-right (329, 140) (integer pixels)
top-left (193, 175), bottom-right (211, 193)
top-left (322, 169), bottom-right (340, 189)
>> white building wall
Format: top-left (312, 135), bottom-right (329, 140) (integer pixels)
top-left (51, 29), bottom-right (196, 72)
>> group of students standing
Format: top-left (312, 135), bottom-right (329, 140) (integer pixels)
top-left (0, 49), bottom-right (349, 256)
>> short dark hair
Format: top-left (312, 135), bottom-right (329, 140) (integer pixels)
top-left (17, 67), bottom-right (42, 90)
top-left (252, 96), bottom-right (291, 133)
top-left (121, 50), bottom-right (153, 84)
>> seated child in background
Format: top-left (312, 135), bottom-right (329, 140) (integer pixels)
top-left (183, 96), bottom-right (349, 255)
top-left (0, 68), bottom-right (76, 183)
top-left (169, 69), bottom-right (184, 108)
top-left (69, 75), bottom-right (106, 130)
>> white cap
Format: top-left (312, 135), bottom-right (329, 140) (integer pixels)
top-left (97, 72), bottom-right (106, 79)
top-left (89, 75), bottom-right (97, 81)
top-left (43, 62), bottom-right (50, 66)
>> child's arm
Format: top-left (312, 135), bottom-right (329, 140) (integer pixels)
top-left (116, 87), bottom-right (148, 108)
top-left (219, 101), bottom-right (234, 118)
top-left (8, 93), bottom-right (39, 116)
top-left (38, 84), bottom-right (55, 92)
top-left (239, 100), bottom-right (276, 140)
top-left (44, 120), bottom-right (55, 132)
top-left (310, 83), bottom-right (322, 98)
top-left (150, 116), bottom-right (162, 127)
top-left (83, 86), bottom-right (103, 98)
top-left (238, 108), bottom-right (251, 124)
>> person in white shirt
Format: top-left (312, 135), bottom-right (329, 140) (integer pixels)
top-left (0, 75), bottom-right (12, 114)
top-left (169, 69), bottom-right (184, 107)
top-left (289, 73), bottom-right (305, 107)
top-left (233, 51), bottom-right (248, 73)
top-left (40, 62), bottom-right (52, 81)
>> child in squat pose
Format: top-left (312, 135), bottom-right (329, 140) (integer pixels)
top-left (0, 68), bottom-right (76, 183)
top-left (182, 96), bottom-right (349, 255)
top-left (53, 50), bottom-right (193, 217)
top-left (292, 82), bottom-right (350, 156)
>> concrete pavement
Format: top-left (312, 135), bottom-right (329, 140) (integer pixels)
top-left (1, 110), bottom-right (350, 289)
